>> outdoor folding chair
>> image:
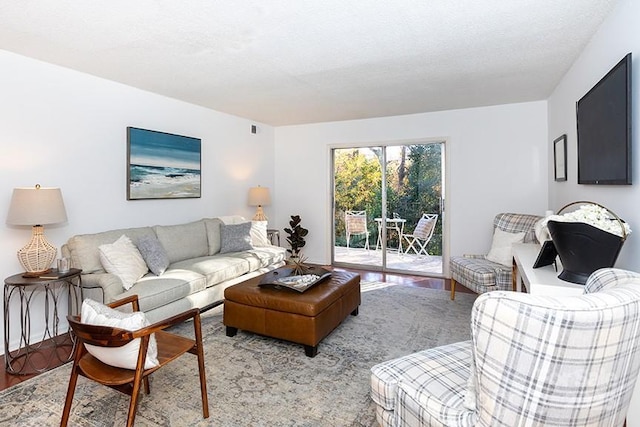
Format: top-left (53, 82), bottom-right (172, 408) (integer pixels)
top-left (345, 210), bottom-right (370, 250)
top-left (402, 214), bottom-right (437, 257)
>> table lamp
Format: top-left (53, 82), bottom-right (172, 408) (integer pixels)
top-left (6, 184), bottom-right (68, 276)
top-left (248, 186), bottom-right (270, 221)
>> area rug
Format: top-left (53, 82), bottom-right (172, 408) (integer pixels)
top-left (0, 282), bottom-right (477, 426)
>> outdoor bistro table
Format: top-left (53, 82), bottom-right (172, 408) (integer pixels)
top-left (375, 217), bottom-right (406, 252)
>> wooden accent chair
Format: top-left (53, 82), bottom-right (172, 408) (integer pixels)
top-left (345, 210), bottom-right (370, 250)
top-left (60, 295), bottom-right (209, 427)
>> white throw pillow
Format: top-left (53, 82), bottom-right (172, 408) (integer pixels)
top-left (250, 221), bottom-right (271, 247)
top-left (485, 228), bottom-right (526, 266)
top-left (81, 298), bottom-right (159, 370)
top-left (534, 217), bottom-right (551, 246)
top-left (99, 235), bottom-right (148, 290)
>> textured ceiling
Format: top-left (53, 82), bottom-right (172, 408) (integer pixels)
top-left (0, 1), bottom-right (618, 126)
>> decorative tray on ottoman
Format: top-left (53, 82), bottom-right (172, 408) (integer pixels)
top-left (259, 266), bottom-right (331, 293)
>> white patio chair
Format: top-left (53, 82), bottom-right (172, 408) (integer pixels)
top-left (345, 210), bottom-right (370, 250)
top-left (401, 214), bottom-right (437, 257)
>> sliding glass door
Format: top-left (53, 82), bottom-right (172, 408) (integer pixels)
top-left (332, 142), bottom-right (444, 275)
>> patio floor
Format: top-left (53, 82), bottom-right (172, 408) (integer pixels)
top-left (333, 246), bottom-right (443, 275)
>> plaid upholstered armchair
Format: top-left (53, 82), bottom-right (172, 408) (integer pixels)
top-left (371, 268), bottom-right (640, 426)
top-left (450, 213), bottom-right (542, 300)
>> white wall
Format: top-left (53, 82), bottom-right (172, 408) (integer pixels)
top-left (547, 0), bottom-right (640, 421)
top-left (274, 101), bottom-right (549, 270)
top-left (548, 0), bottom-right (640, 271)
top-left (0, 50), bottom-right (275, 352)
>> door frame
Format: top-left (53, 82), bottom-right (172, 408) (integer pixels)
top-left (328, 137), bottom-right (450, 277)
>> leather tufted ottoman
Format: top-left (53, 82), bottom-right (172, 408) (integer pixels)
top-left (223, 270), bottom-right (360, 357)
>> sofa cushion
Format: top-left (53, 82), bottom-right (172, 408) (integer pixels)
top-left (65, 227), bottom-right (156, 274)
top-left (81, 298), bottom-right (159, 370)
top-left (220, 222), bottom-right (253, 254)
top-left (171, 255), bottom-right (250, 288)
top-left (218, 215), bottom-right (246, 225)
top-left (204, 218), bottom-right (224, 255)
top-left (117, 269), bottom-right (207, 312)
top-left (98, 235), bottom-right (149, 290)
top-left (154, 220), bottom-right (208, 263)
top-left (230, 246), bottom-right (287, 271)
top-left (136, 235), bottom-right (170, 275)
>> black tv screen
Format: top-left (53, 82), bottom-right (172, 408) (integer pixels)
top-left (576, 53), bottom-right (632, 185)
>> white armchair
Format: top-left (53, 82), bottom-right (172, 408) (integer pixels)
top-left (371, 268), bottom-right (640, 426)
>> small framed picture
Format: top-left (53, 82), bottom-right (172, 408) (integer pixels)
top-left (554, 134), bottom-right (567, 182)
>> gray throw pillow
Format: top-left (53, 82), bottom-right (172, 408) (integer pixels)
top-left (137, 235), bottom-right (170, 275)
top-left (220, 222), bottom-right (253, 254)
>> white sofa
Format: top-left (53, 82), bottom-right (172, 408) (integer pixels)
top-left (61, 216), bottom-right (286, 322)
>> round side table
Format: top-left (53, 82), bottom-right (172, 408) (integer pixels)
top-left (3, 268), bottom-right (83, 375)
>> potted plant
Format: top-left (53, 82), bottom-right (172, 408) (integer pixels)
top-left (543, 202), bottom-right (631, 284)
top-left (284, 215), bottom-right (309, 274)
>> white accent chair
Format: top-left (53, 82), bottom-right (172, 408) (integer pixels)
top-left (345, 210), bottom-right (370, 250)
top-left (371, 268), bottom-right (640, 426)
top-left (401, 214), bottom-right (437, 257)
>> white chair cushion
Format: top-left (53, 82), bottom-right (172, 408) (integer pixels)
top-left (98, 235), bottom-right (148, 290)
top-left (81, 298), bottom-right (159, 370)
top-left (485, 228), bottom-right (525, 266)
top-left (414, 216), bottom-right (437, 240)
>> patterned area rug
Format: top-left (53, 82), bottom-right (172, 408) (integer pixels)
top-left (0, 282), bottom-right (476, 426)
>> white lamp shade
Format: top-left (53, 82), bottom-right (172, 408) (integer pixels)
top-left (248, 186), bottom-right (271, 207)
top-left (7, 186), bottom-right (68, 226)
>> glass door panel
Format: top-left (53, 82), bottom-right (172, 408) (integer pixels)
top-left (332, 147), bottom-right (383, 268)
top-left (332, 142), bottom-right (444, 275)
top-left (389, 143), bottom-right (443, 274)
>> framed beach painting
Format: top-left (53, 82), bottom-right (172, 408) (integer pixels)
top-left (127, 127), bottom-right (201, 200)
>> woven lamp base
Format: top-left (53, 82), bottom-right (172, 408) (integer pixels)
top-left (17, 225), bottom-right (57, 275)
top-left (253, 206), bottom-right (268, 221)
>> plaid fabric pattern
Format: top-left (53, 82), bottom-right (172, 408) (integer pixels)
top-left (394, 382), bottom-right (448, 427)
top-left (370, 268), bottom-right (640, 426)
top-left (449, 255), bottom-right (511, 294)
top-left (471, 270), bottom-right (640, 426)
top-left (451, 213), bottom-right (542, 295)
top-left (493, 212), bottom-right (541, 243)
top-left (371, 341), bottom-right (476, 427)
top-left (586, 267), bottom-right (640, 294)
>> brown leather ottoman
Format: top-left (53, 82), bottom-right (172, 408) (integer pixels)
top-left (223, 270), bottom-right (360, 357)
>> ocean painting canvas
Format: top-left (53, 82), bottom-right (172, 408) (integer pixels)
top-left (127, 127), bottom-right (201, 200)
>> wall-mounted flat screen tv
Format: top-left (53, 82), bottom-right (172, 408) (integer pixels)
top-left (576, 53), bottom-right (632, 185)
